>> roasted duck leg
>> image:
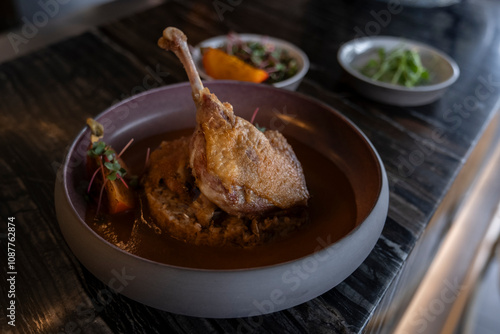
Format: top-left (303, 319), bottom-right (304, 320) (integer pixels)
top-left (158, 27), bottom-right (309, 217)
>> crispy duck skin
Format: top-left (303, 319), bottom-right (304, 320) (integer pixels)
top-left (157, 27), bottom-right (309, 217)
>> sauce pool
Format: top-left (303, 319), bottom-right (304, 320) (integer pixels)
top-left (85, 129), bottom-right (357, 269)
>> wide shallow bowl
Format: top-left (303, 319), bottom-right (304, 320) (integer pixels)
top-left (191, 34), bottom-right (309, 90)
top-left (54, 81), bottom-right (388, 318)
top-left (337, 36), bottom-right (460, 106)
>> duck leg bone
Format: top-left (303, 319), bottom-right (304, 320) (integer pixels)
top-left (158, 27), bottom-right (204, 99)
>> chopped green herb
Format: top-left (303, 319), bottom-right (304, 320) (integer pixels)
top-left (359, 47), bottom-right (430, 87)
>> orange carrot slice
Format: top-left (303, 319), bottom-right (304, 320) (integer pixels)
top-left (105, 176), bottom-right (134, 214)
top-left (202, 48), bottom-right (269, 83)
top-left (87, 152), bottom-right (135, 214)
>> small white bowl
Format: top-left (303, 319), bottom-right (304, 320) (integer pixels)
top-left (337, 36), bottom-right (460, 106)
top-left (192, 34), bottom-right (309, 91)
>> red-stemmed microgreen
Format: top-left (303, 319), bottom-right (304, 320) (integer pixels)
top-left (250, 107), bottom-right (266, 132)
top-left (87, 164), bottom-right (103, 194)
top-left (96, 176), bottom-right (108, 214)
top-left (144, 147), bottom-right (151, 171)
top-left (115, 172), bottom-right (129, 189)
top-left (88, 140), bottom-right (131, 183)
top-left (117, 138), bottom-right (134, 158)
top-left (87, 139), bottom-right (133, 213)
top-left (250, 107), bottom-right (260, 124)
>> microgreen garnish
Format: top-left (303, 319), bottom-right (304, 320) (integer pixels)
top-left (96, 177), bottom-right (108, 214)
top-left (87, 141), bottom-right (131, 182)
top-left (86, 139), bottom-right (133, 209)
top-left (249, 107), bottom-right (266, 132)
top-left (87, 165), bottom-right (102, 194)
top-left (144, 147), bottom-right (151, 171)
top-left (104, 161), bottom-right (126, 181)
top-left (88, 141), bottom-right (106, 157)
top-left (255, 124), bottom-right (266, 132)
top-left (86, 118), bottom-right (135, 215)
top-left (117, 138), bottom-right (134, 158)
top-left (250, 107), bottom-right (260, 124)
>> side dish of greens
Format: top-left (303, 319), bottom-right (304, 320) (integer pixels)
top-left (359, 47), bottom-right (430, 87)
top-left (222, 34), bottom-right (299, 84)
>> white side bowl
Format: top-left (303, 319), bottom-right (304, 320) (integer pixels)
top-left (338, 36), bottom-right (460, 106)
top-left (192, 34), bottom-right (310, 91)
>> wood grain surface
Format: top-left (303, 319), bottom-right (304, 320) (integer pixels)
top-left (1, 0), bottom-right (500, 333)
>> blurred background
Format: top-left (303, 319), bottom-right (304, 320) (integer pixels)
top-left (0, 0), bottom-right (463, 63)
top-left (0, 0), bottom-right (165, 62)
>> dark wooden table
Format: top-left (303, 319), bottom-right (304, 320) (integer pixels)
top-left (1, 0), bottom-right (500, 333)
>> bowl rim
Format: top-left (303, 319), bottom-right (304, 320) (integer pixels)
top-left (59, 81), bottom-right (387, 273)
top-left (337, 35), bottom-right (460, 93)
top-left (192, 33), bottom-right (310, 88)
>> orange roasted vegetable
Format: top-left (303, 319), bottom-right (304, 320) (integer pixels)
top-left (100, 164), bottom-right (134, 214)
top-left (86, 119), bottom-right (135, 214)
top-left (202, 48), bottom-right (269, 83)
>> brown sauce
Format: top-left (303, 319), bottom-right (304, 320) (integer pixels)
top-left (85, 129), bottom-right (357, 269)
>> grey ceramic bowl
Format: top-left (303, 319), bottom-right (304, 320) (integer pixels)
top-left (338, 36), bottom-right (460, 106)
top-left (192, 34), bottom-right (309, 90)
top-left (54, 81), bottom-right (388, 318)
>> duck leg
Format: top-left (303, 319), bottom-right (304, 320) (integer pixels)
top-left (158, 27), bottom-right (309, 217)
